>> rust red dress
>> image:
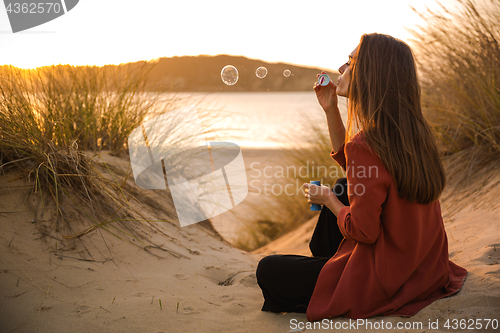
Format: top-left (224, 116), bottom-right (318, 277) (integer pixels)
top-left (306, 132), bottom-right (467, 321)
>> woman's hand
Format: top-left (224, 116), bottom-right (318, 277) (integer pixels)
top-left (303, 183), bottom-right (334, 206)
top-left (303, 183), bottom-right (345, 216)
top-left (314, 71), bottom-right (339, 114)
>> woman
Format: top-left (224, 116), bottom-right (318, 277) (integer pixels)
top-left (256, 33), bottom-right (467, 321)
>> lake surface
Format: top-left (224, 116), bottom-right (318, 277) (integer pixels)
top-left (158, 92), bottom-right (348, 148)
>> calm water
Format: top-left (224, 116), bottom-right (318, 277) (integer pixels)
top-left (158, 92), bottom-right (348, 148)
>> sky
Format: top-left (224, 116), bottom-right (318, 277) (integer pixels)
top-left (0, 0), bottom-right (461, 71)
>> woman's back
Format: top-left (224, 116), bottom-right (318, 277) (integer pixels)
top-left (306, 133), bottom-right (466, 320)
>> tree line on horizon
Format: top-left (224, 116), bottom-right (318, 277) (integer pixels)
top-left (140, 54), bottom-right (337, 92)
top-left (0, 55), bottom-right (338, 92)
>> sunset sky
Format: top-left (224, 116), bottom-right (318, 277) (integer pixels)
top-left (0, 0), bottom-right (460, 71)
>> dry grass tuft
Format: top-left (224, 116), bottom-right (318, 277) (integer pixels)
top-left (409, 0), bottom-right (500, 208)
top-left (0, 64), bottom-right (181, 249)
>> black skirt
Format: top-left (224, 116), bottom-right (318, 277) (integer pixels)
top-left (255, 177), bottom-right (349, 313)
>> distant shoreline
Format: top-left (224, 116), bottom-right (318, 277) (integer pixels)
top-left (2, 55), bottom-right (339, 92)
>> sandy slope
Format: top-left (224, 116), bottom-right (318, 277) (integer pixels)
top-left (1, 150), bottom-right (499, 333)
top-left (0, 175), bottom-right (270, 333)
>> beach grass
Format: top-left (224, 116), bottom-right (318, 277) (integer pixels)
top-left (0, 64), bottom-right (181, 246)
top-left (409, 0), bottom-right (500, 196)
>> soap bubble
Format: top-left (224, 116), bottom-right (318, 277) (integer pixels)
top-left (283, 69), bottom-right (291, 78)
top-left (255, 66), bottom-right (268, 79)
top-left (221, 65), bottom-right (238, 85)
top-left (318, 74), bottom-right (330, 86)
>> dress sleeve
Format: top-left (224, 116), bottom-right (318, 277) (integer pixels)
top-left (330, 144), bottom-right (346, 170)
top-left (336, 139), bottom-right (391, 244)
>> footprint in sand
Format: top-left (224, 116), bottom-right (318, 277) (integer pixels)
top-left (181, 306), bottom-right (200, 315)
top-left (239, 273), bottom-right (257, 287)
top-left (201, 266), bottom-right (234, 285)
top-left (173, 274), bottom-right (188, 280)
top-left (485, 269), bottom-right (500, 277)
top-left (75, 305), bottom-right (91, 317)
top-left (462, 295), bottom-right (500, 308)
top-left (219, 295), bottom-right (234, 302)
top-left (482, 244), bottom-right (500, 265)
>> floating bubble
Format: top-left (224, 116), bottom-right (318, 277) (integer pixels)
top-left (255, 66), bottom-right (268, 79)
top-left (318, 74), bottom-right (330, 86)
top-left (283, 69), bottom-right (291, 78)
top-left (221, 65), bottom-right (238, 86)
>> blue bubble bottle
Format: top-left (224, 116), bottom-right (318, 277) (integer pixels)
top-left (310, 180), bottom-right (322, 211)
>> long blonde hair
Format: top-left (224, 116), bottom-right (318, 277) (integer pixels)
top-left (347, 33), bottom-right (445, 204)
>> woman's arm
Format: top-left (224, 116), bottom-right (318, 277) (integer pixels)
top-left (324, 193), bottom-right (346, 216)
top-left (336, 139), bottom-right (390, 244)
top-left (314, 73), bottom-right (345, 152)
top-left (305, 138), bottom-right (390, 245)
top-left (325, 109), bottom-right (346, 153)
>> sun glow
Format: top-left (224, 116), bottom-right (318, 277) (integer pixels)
top-left (0, 0), bottom-right (461, 70)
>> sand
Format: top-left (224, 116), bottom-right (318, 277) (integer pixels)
top-left (0, 149), bottom-right (499, 333)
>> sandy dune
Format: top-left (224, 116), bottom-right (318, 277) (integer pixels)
top-left (0, 149), bottom-right (499, 333)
